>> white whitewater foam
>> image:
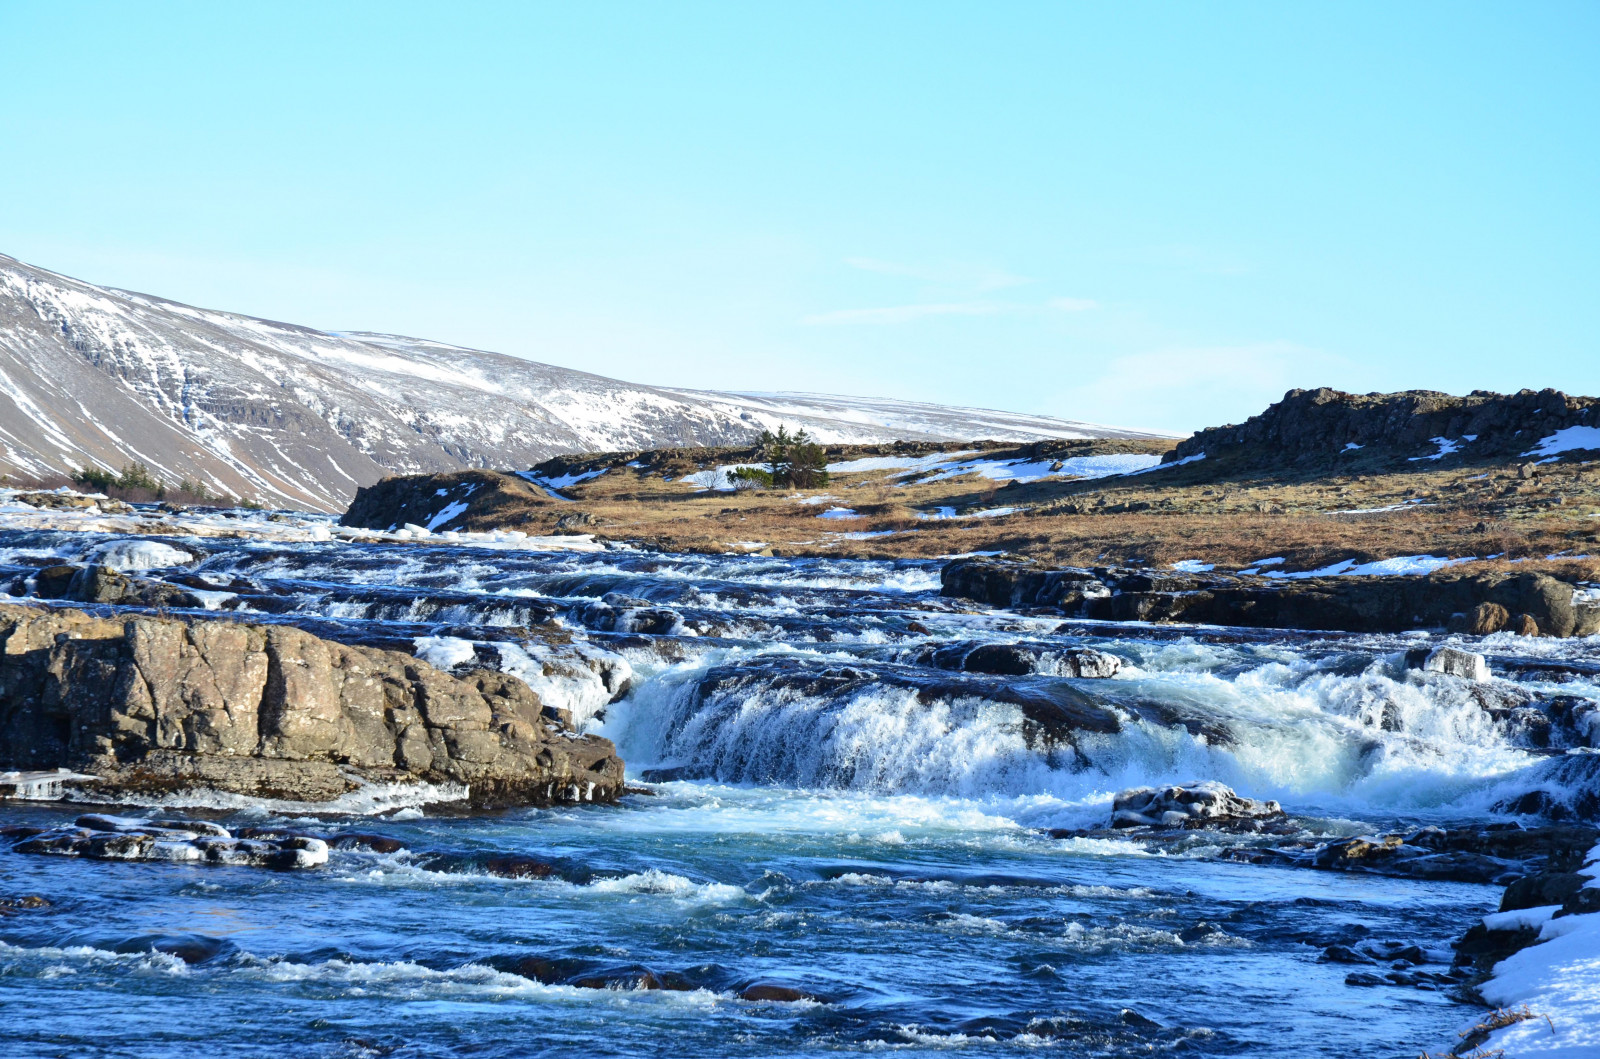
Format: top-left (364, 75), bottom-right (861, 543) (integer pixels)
top-left (88, 539), bottom-right (195, 571)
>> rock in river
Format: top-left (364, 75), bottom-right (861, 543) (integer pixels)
top-left (1111, 781), bottom-right (1285, 830)
top-left (10, 814), bottom-right (329, 869)
top-left (0, 602), bottom-right (624, 808)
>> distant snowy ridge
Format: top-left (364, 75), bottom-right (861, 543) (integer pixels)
top-left (0, 253), bottom-right (1170, 511)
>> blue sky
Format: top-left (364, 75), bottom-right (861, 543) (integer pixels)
top-left (1, 2), bottom-right (1595, 433)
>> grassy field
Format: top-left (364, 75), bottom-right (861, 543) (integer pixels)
top-left (434, 437), bottom-right (1600, 580)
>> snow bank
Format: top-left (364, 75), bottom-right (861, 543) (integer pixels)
top-left (1528, 426), bottom-right (1600, 458)
top-left (1266, 554), bottom-right (1470, 579)
top-left (1473, 840), bottom-right (1600, 1057)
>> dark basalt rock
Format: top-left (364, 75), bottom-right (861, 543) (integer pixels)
top-left (0, 601), bottom-right (625, 808)
top-left (328, 832), bottom-right (408, 854)
top-left (1110, 782), bottom-right (1285, 831)
top-left (10, 814), bottom-right (330, 869)
top-left (1164, 387), bottom-right (1600, 473)
top-left (1491, 753), bottom-right (1600, 821)
top-left (941, 557), bottom-right (1600, 638)
top-left (913, 640), bottom-right (1121, 679)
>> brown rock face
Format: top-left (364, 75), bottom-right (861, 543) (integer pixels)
top-left (1469, 602), bottom-right (1510, 635)
top-left (0, 603), bottom-right (623, 807)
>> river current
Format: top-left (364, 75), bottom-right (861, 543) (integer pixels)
top-left (3, 527), bottom-right (1596, 1058)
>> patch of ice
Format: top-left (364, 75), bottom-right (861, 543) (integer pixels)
top-left (1170, 560), bottom-right (1215, 573)
top-left (1342, 442), bottom-right (1364, 451)
top-left (817, 507), bottom-right (861, 520)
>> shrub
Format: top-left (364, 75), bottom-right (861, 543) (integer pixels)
top-left (728, 467), bottom-right (773, 490)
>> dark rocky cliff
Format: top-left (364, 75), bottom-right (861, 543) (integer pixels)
top-left (1166, 388), bottom-right (1600, 473)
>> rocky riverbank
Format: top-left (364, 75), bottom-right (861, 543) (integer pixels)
top-left (941, 556), bottom-right (1600, 637)
top-left (0, 602), bottom-right (624, 808)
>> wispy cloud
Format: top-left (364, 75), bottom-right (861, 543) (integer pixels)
top-left (1073, 341), bottom-right (1351, 433)
top-left (802, 301), bottom-right (1004, 326)
top-left (844, 257), bottom-right (1031, 292)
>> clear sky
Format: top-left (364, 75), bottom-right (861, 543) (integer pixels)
top-left (1, 2), bottom-right (1595, 433)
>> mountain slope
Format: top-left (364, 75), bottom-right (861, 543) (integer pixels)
top-left (0, 253), bottom-right (1170, 510)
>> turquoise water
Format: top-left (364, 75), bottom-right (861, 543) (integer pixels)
top-left (2, 530), bottom-right (1571, 1056)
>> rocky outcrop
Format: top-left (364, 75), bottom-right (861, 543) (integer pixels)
top-left (340, 470), bottom-right (556, 533)
top-left (1165, 387), bottom-right (1600, 472)
top-left (940, 557), bottom-right (1600, 638)
top-left (0, 602), bottom-right (624, 807)
top-left (1110, 782), bottom-right (1285, 831)
top-left (8, 814), bottom-right (329, 869)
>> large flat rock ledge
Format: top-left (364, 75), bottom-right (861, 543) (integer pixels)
top-left (0, 602), bottom-right (624, 807)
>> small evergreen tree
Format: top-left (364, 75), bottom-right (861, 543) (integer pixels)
top-left (71, 466), bottom-right (117, 490)
top-left (788, 430), bottom-right (829, 488)
top-left (753, 425), bottom-right (828, 489)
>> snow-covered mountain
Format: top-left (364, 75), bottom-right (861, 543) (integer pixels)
top-left (0, 253), bottom-right (1171, 511)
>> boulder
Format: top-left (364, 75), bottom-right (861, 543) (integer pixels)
top-left (1110, 781), bottom-right (1284, 830)
top-left (1469, 602), bottom-right (1511, 635)
top-left (0, 602), bottom-right (625, 808)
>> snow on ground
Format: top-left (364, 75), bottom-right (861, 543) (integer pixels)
top-left (1265, 554), bottom-right (1470, 578)
top-left (825, 451), bottom-right (978, 475)
top-left (0, 488), bottom-right (604, 553)
top-left (816, 507), bottom-right (861, 520)
top-left (1473, 839), bottom-right (1600, 1057)
top-left (1170, 559), bottom-right (1215, 573)
top-left (1124, 451), bottom-right (1206, 475)
top-left (826, 450), bottom-right (1163, 485)
top-left (921, 452), bottom-right (1163, 484)
top-left (526, 467), bottom-right (608, 491)
top-left (1410, 436), bottom-right (1470, 462)
top-left (1528, 426), bottom-right (1600, 459)
top-left (424, 499), bottom-right (469, 531)
top-left (679, 464), bottom-right (767, 491)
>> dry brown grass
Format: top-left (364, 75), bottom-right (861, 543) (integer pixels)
top-left (436, 446), bottom-right (1600, 575)
top-left (1421, 1005), bottom-right (1554, 1058)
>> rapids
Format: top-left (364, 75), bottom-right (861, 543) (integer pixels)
top-left (3, 523), bottom-right (1598, 1056)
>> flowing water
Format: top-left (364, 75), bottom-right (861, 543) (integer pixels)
top-left (3, 526), bottom-right (1598, 1058)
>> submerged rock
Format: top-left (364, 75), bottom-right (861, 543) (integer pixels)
top-left (10, 814), bottom-right (329, 869)
top-left (0, 602), bottom-right (625, 808)
top-left (1110, 781), bottom-right (1284, 830)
